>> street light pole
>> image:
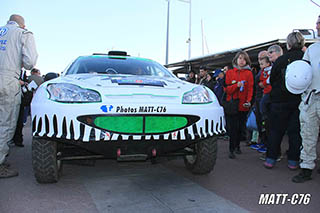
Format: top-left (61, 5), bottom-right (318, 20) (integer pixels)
top-left (188, 0), bottom-right (191, 59)
top-left (165, 0), bottom-right (191, 64)
top-left (178, 0), bottom-right (191, 59)
top-left (165, 0), bottom-right (170, 65)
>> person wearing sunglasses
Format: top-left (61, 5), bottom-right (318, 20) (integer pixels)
top-left (264, 32), bottom-right (305, 170)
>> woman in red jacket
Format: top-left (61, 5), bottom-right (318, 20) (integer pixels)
top-left (224, 51), bottom-right (254, 159)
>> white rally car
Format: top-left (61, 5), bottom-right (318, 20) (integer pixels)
top-left (31, 51), bottom-right (225, 183)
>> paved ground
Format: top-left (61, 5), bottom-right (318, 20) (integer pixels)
top-left (0, 121), bottom-right (319, 213)
top-left (163, 137), bottom-right (320, 213)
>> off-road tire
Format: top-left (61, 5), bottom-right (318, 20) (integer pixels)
top-left (184, 136), bottom-right (217, 174)
top-left (32, 137), bottom-right (62, 183)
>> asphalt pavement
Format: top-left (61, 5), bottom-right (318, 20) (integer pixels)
top-left (0, 120), bottom-right (319, 213)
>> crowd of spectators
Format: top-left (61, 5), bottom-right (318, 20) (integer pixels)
top-left (186, 17), bottom-right (320, 183)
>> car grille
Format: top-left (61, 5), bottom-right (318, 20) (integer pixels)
top-left (77, 114), bottom-right (199, 135)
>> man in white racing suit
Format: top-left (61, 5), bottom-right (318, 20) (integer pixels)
top-left (292, 15), bottom-right (320, 183)
top-left (0, 14), bottom-right (38, 178)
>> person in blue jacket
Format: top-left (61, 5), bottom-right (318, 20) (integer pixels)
top-left (213, 69), bottom-right (224, 105)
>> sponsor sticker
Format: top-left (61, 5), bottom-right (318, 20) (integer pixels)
top-left (100, 105), bottom-right (114, 113)
top-left (172, 131), bottom-right (178, 139)
top-left (0, 27), bottom-right (8, 37)
top-left (112, 79), bottom-right (166, 87)
top-left (115, 106), bottom-right (167, 113)
top-left (0, 39), bottom-right (7, 51)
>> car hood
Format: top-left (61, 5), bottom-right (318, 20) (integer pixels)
top-left (45, 74), bottom-right (199, 103)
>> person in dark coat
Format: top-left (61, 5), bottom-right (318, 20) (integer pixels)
top-left (11, 69), bottom-right (29, 147)
top-left (202, 72), bottom-right (215, 92)
top-left (213, 69), bottom-right (224, 104)
top-left (264, 32), bottom-right (305, 169)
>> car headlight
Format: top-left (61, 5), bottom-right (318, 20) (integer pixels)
top-left (182, 86), bottom-right (212, 104)
top-left (47, 83), bottom-right (101, 103)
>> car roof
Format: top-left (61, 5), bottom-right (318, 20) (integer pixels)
top-left (87, 51), bottom-right (153, 62)
top-left (77, 54), bottom-right (154, 63)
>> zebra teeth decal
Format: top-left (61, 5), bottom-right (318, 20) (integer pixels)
top-left (32, 113), bottom-right (225, 142)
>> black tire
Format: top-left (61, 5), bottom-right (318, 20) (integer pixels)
top-left (32, 137), bottom-right (62, 183)
top-left (183, 136), bottom-right (218, 174)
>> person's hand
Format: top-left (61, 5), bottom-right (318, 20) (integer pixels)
top-left (243, 102), bottom-right (251, 108)
top-left (206, 74), bottom-right (211, 81)
top-left (302, 46), bottom-right (307, 52)
top-left (19, 80), bottom-right (27, 86)
top-left (258, 82), bottom-right (265, 88)
top-left (237, 81), bottom-right (244, 87)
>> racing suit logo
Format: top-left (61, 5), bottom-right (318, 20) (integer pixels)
top-left (0, 27), bottom-right (8, 37)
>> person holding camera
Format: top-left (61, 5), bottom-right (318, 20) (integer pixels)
top-left (10, 68), bottom-right (29, 147)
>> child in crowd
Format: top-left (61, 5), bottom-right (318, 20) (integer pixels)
top-left (259, 57), bottom-right (272, 119)
top-left (256, 57), bottom-right (272, 154)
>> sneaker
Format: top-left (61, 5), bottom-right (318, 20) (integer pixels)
top-left (257, 147), bottom-right (267, 153)
top-left (0, 164), bottom-right (19, 178)
top-left (276, 155), bottom-right (282, 162)
top-left (292, 169), bottom-right (312, 183)
top-left (288, 160), bottom-right (299, 170)
top-left (223, 135), bottom-right (230, 141)
top-left (2, 162), bottom-right (10, 168)
top-left (7, 140), bottom-right (15, 147)
top-left (235, 147), bottom-right (242, 154)
top-left (246, 141), bottom-right (257, 146)
top-left (229, 152), bottom-right (236, 159)
top-left (250, 144), bottom-right (263, 150)
top-left (264, 158), bottom-right (276, 169)
top-left (259, 153), bottom-right (266, 161)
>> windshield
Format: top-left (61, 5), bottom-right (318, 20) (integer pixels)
top-left (66, 56), bottom-right (174, 78)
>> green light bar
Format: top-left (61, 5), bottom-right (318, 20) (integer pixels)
top-left (94, 116), bottom-right (143, 133)
top-left (145, 116), bottom-right (187, 134)
top-left (94, 116), bottom-right (188, 134)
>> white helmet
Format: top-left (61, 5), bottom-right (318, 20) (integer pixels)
top-left (285, 60), bottom-right (312, 94)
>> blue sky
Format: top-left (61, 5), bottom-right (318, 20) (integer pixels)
top-left (2, 0), bottom-right (320, 74)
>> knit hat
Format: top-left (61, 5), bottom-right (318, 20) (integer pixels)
top-left (213, 69), bottom-right (223, 77)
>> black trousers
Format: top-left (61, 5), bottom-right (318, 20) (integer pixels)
top-left (267, 102), bottom-right (302, 161)
top-left (13, 100), bottom-right (24, 145)
top-left (255, 98), bottom-right (262, 134)
top-left (257, 96), bottom-right (270, 146)
top-left (226, 111), bottom-right (248, 152)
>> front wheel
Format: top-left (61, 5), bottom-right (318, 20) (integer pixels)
top-left (183, 136), bottom-right (218, 174)
top-left (32, 138), bottom-right (62, 183)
